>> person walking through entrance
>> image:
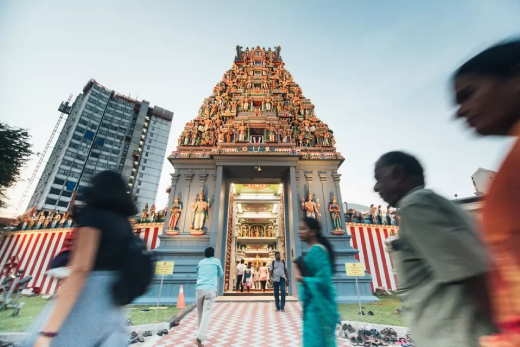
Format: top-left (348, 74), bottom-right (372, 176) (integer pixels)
top-left (259, 262), bottom-right (269, 292)
top-left (242, 262), bottom-right (254, 293)
top-left (195, 247), bottom-right (223, 347)
top-left (270, 251), bottom-right (289, 312)
top-left (296, 217), bottom-right (338, 347)
top-left (236, 259), bottom-right (246, 292)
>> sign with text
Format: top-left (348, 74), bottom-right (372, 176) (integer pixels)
top-left (345, 263), bottom-right (365, 277)
top-left (155, 261), bottom-right (175, 275)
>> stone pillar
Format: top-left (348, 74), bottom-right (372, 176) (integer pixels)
top-left (181, 173), bottom-right (194, 233)
top-left (332, 173), bottom-right (346, 228)
top-left (318, 171), bottom-right (330, 233)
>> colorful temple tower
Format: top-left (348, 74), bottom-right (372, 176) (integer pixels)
top-left (136, 46), bottom-right (377, 304)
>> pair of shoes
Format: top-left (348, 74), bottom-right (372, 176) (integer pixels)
top-left (281, 309), bottom-right (285, 312)
top-left (276, 308), bottom-right (280, 312)
top-left (157, 329), bottom-right (168, 336)
top-left (142, 331), bottom-right (152, 337)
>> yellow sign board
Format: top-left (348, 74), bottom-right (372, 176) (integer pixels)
top-left (345, 263), bottom-right (365, 277)
top-left (155, 261), bottom-right (175, 275)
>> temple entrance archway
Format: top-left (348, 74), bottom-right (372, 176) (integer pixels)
top-left (223, 183), bottom-right (286, 295)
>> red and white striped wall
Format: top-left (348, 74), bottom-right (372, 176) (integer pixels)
top-left (0, 223), bottom-right (164, 295)
top-left (348, 224), bottom-right (399, 292)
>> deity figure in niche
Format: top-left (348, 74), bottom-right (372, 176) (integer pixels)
top-left (237, 122), bottom-right (248, 142)
top-left (266, 224), bottom-right (275, 237)
top-left (329, 196), bottom-right (343, 231)
top-left (301, 190), bottom-right (321, 221)
top-left (267, 123), bottom-right (277, 142)
top-left (217, 131), bottom-right (224, 143)
top-left (240, 224), bottom-right (249, 237)
top-left (190, 189), bottom-right (210, 232)
top-left (149, 204), bottom-right (157, 222)
top-left (28, 215), bottom-right (36, 229)
top-left (141, 203), bottom-right (149, 222)
top-left (168, 196), bottom-right (182, 231)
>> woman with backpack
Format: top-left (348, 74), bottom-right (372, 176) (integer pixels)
top-left (24, 171), bottom-right (138, 347)
top-left (242, 262), bottom-right (254, 293)
top-left (295, 217), bottom-right (338, 347)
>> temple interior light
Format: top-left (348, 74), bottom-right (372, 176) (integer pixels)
top-left (231, 184), bottom-right (236, 195)
top-left (272, 204), bottom-right (278, 213)
top-left (237, 204), bottom-right (243, 213)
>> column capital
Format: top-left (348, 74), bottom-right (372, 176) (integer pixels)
top-left (332, 173), bottom-right (341, 183)
top-left (304, 171), bottom-right (313, 184)
top-left (184, 173), bottom-right (194, 181)
top-left (318, 172), bottom-right (328, 183)
top-left (198, 173), bottom-right (208, 183)
top-left (212, 173), bottom-right (218, 181)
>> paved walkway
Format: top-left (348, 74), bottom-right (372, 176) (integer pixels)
top-left (152, 302), bottom-right (351, 347)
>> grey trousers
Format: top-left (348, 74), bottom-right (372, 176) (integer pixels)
top-left (196, 289), bottom-right (217, 342)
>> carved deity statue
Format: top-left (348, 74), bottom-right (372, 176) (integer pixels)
top-left (370, 204), bottom-right (377, 224)
top-left (266, 224), bottom-right (275, 237)
top-left (386, 205), bottom-right (394, 225)
top-left (377, 205), bottom-right (384, 225)
top-left (168, 196), bottom-right (182, 231)
top-left (240, 224), bottom-right (249, 237)
top-left (301, 190), bottom-right (321, 221)
top-left (267, 123), bottom-right (277, 142)
top-left (329, 196), bottom-right (343, 231)
top-left (36, 211), bottom-right (45, 229)
top-left (190, 189), bottom-right (210, 231)
top-left (237, 121), bottom-right (248, 142)
top-left (52, 211), bottom-right (61, 228)
top-left (141, 203), bottom-right (149, 222)
top-left (149, 204), bottom-right (157, 222)
top-left (60, 212), bottom-right (69, 228)
top-left (43, 213), bottom-right (52, 229)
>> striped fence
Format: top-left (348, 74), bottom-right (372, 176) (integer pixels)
top-left (0, 223), bottom-right (164, 295)
top-left (348, 224), bottom-right (399, 292)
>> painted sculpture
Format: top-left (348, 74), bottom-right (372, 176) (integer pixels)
top-left (301, 190), bottom-right (321, 221)
top-left (329, 196), bottom-right (344, 234)
top-left (166, 196), bottom-right (182, 235)
top-left (141, 203), bottom-right (149, 222)
top-left (149, 204), bottom-right (157, 222)
top-left (190, 189), bottom-right (210, 235)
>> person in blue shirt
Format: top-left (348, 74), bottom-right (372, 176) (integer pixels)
top-left (195, 247), bottom-right (223, 347)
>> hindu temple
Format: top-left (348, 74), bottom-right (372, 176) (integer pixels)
top-left (131, 46), bottom-right (377, 304)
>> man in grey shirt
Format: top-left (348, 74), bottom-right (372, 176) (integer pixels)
top-left (374, 151), bottom-right (495, 347)
top-left (269, 251), bottom-right (289, 312)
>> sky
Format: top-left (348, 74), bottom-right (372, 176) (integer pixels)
top-left (1, 0), bottom-right (519, 216)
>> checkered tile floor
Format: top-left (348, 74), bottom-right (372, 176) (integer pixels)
top-left (152, 302), bottom-right (351, 347)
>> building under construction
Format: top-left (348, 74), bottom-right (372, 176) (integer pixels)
top-left (26, 79), bottom-right (174, 213)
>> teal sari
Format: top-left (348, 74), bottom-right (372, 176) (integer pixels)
top-left (298, 244), bottom-right (338, 347)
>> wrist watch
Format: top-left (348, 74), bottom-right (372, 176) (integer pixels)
top-left (39, 331), bottom-right (58, 338)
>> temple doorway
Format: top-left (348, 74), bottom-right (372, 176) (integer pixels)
top-left (224, 183), bottom-right (286, 295)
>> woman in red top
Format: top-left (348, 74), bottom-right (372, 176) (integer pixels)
top-left (453, 39), bottom-right (520, 346)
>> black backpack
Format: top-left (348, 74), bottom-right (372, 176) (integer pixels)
top-left (112, 235), bottom-right (154, 306)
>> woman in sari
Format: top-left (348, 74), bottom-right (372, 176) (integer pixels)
top-left (295, 217), bottom-right (338, 347)
top-left (453, 39), bottom-right (520, 346)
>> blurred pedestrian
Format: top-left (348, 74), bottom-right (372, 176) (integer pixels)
top-left (374, 151), bottom-right (495, 347)
top-left (269, 251), bottom-right (289, 312)
top-left (242, 262), bottom-right (254, 293)
top-left (195, 247), bottom-right (223, 347)
top-left (23, 170), bottom-right (137, 347)
top-left (236, 259), bottom-right (246, 292)
top-left (453, 39), bottom-right (520, 345)
top-left (259, 262), bottom-right (269, 292)
top-left (295, 217), bottom-right (338, 347)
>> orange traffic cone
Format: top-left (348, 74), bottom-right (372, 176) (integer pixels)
top-left (176, 285), bottom-right (186, 309)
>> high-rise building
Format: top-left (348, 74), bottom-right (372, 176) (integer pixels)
top-left (27, 79), bottom-right (173, 213)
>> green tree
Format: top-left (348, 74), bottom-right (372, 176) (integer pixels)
top-left (0, 122), bottom-right (32, 209)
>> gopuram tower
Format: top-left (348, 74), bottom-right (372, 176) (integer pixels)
top-left (136, 46), bottom-right (377, 304)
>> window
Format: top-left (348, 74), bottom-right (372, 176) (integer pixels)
top-left (139, 173), bottom-right (143, 178)
top-left (95, 138), bottom-right (105, 146)
top-left (136, 189), bottom-right (140, 194)
top-left (84, 168), bottom-right (94, 174)
top-left (72, 134), bottom-right (82, 141)
top-left (45, 198), bottom-right (57, 205)
top-left (49, 188), bottom-right (61, 195)
top-left (111, 149), bottom-right (120, 155)
top-left (84, 130), bottom-right (95, 140)
top-left (138, 180), bottom-right (142, 186)
top-left (142, 166), bottom-right (145, 171)
top-left (54, 178), bottom-right (65, 185)
top-left (57, 201), bottom-right (69, 208)
top-left (145, 152), bottom-right (148, 157)
top-left (91, 152), bottom-right (100, 158)
top-left (61, 190), bottom-right (73, 198)
top-left (148, 139), bottom-right (152, 143)
top-left (147, 146), bottom-right (150, 150)
top-left (88, 123), bottom-right (97, 130)
top-left (144, 159), bottom-right (147, 163)
top-left (65, 181), bottom-right (76, 191)
top-left (134, 197), bottom-right (138, 202)
top-left (76, 154), bottom-right (86, 161)
top-left (78, 119), bottom-right (88, 126)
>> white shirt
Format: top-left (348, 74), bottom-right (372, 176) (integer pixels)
top-left (236, 263), bottom-right (246, 275)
